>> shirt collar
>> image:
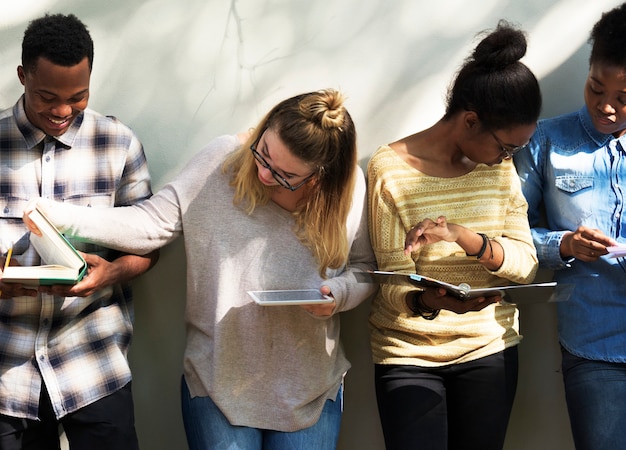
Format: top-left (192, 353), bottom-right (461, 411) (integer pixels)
top-left (14, 95), bottom-right (84, 149)
top-left (579, 106), bottom-right (614, 149)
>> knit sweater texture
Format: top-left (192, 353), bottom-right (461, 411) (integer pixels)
top-left (44, 135), bottom-right (377, 431)
top-left (367, 144), bottom-right (538, 367)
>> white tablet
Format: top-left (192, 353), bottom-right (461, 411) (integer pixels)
top-left (247, 289), bottom-right (333, 306)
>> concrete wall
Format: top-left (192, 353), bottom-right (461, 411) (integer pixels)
top-left (2, 1), bottom-right (622, 448)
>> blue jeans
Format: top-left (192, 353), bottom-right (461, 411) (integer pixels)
top-left (180, 376), bottom-right (342, 450)
top-left (561, 347), bottom-right (626, 450)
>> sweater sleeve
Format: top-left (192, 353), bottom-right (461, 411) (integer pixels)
top-left (38, 184), bottom-right (182, 256)
top-left (36, 135), bottom-right (239, 255)
top-left (367, 150), bottom-right (416, 315)
top-left (488, 165), bottom-right (538, 283)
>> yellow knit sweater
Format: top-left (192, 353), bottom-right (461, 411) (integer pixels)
top-left (367, 145), bottom-right (538, 366)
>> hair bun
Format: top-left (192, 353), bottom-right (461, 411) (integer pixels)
top-left (472, 20), bottom-right (527, 70)
top-left (299, 89), bottom-right (346, 129)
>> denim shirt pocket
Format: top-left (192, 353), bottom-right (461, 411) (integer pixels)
top-left (554, 175), bottom-right (593, 194)
top-left (553, 175), bottom-right (594, 223)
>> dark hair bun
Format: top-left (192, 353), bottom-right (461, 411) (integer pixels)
top-left (472, 20), bottom-right (527, 70)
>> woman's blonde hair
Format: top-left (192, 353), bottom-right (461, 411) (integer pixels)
top-left (222, 88), bottom-right (357, 277)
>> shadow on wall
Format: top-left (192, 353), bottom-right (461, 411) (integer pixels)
top-left (1, 1), bottom-right (621, 449)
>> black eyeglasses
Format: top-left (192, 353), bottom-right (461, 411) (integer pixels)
top-left (250, 132), bottom-right (316, 191)
top-left (489, 130), bottom-right (529, 160)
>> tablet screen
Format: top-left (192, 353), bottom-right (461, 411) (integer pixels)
top-left (247, 289), bottom-right (333, 306)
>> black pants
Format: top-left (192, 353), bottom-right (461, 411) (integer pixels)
top-left (0, 382), bottom-right (139, 450)
top-left (375, 347), bottom-right (518, 450)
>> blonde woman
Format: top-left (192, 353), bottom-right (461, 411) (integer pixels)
top-left (25, 89), bottom-right (376, 450)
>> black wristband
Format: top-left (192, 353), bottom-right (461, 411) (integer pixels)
top-left (411, 291), bottom-right (440, 320)
top-left (467, 233), bottom-right (489, 259)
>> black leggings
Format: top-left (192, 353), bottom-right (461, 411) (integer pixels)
top-left (375, 347), bottom-right (518, 450)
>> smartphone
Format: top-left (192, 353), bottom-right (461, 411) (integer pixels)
top-left (247, 289), bottom-right (333, 306)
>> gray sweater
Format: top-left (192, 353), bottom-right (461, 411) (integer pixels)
top-left (45, 135), bottom-right (377, 431)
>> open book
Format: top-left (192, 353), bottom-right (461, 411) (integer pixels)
top-left (2, 207), bottom-right (87, 286)
top-left (357, 270), bottom-right (572, 304)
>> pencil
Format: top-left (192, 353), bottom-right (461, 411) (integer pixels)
top-left (0, 246), bottom-right (12, 297)
top-left (4, 246), bottom-right (13, 271)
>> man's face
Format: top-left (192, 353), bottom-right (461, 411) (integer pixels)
top-left (18, 56), bottom-right (90, 136)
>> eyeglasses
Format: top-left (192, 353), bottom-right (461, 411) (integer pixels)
top-left (250, 133), bottom-right (316, 191)
top-left (489, 130), bottom-right (529, 160)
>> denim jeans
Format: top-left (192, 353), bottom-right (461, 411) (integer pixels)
top-left (561, 347), bottom-right (626, 450)
top-left (180, 376), bottom-right (342, 450)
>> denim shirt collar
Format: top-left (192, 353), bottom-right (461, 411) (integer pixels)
top-left (579, 105), bottom-right (626, 151)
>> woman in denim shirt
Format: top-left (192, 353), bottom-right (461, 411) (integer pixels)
top-left (515, 4), bottom-right (626, 449)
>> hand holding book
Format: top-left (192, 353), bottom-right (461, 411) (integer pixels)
top-left (3, 207), bottom-right (87, 286)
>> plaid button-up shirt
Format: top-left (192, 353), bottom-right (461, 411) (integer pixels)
top-left (0, 96), bottom-right (152, 420)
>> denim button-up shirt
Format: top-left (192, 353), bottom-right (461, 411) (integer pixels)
top-left (515, 106), bottom-right (626, 362)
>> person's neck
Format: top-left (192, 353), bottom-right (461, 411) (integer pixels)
top-left (391, 119), bottom-right (476, 178)
top-left (270, 185), bottom-right (308, 212)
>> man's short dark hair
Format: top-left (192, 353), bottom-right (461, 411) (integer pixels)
top-left (21, 13), bottom-right (94, 73)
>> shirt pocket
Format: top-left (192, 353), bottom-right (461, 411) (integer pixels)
top-left (0, 196), bottom-right (34, 256)
top-left (554, 175), bottom-right (593, 194)
top-left (59, 193), bottom-right (115, 257)
top-left (60, 192), bottom-right (113, 208)
top-left (553, 175), bottom-right (593, 223)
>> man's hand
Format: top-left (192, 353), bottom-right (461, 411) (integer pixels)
top-left (38, 250), bottom-right (159, 298)
top-left (38, 252), bottom-right (119, 297)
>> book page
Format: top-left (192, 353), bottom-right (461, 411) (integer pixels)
top-left (29, 207), bottom-right (84, 270)
top-left (3, 265), bottom-right (79, 279)
top-left (1, 208), bottom-right (86, 285)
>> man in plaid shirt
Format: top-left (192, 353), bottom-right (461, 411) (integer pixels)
top-left (0, 14), bottom-right (158, 449)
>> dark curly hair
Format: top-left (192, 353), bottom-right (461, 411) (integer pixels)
top-left (589, 2), bottom-right (626, 68)
top-left (443, 20), bottom-right (542, 130)
top-left (22, 13), bottom-right (94, 73)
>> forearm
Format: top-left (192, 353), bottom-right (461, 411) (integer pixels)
top-left (451, 224), bottom-right (504, 271)
top-left (37, 185), bottom-right (182, 254)
top-left (109, 250), bottom-right (159, 284)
